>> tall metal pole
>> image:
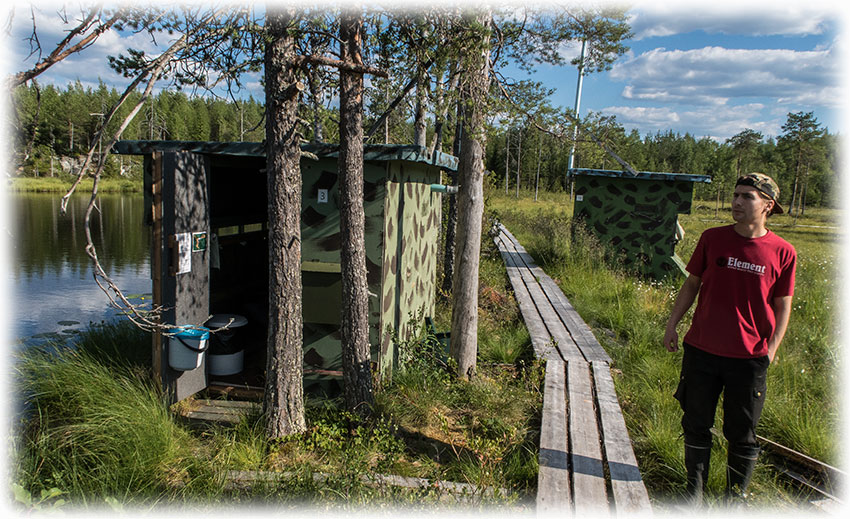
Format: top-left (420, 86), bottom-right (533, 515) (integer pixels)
top-left (568, 38), bottom-right (586, 197)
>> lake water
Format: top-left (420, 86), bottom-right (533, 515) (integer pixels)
top-left (6, 192), bottom-right (151, 346)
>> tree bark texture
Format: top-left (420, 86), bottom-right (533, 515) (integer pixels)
top-left (263, 7), bottom-right (306, 439)
top-left (441, 94), bottom-right (464, 296)
top-left (307, 67), bottom-right (324, 142)
top-left (451, 12), bottom-right (491, 380)
top-left (338, 11), bottom-right (374, 416)
top-left (413, 74), bottom-right (427, 147)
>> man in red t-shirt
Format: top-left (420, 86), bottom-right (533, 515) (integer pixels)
top-left (663, 173), bottom-right (796, 505)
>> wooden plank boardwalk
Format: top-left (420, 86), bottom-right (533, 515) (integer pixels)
top-left (494, 224), bottom-right (652, 516)
top-left (179, 398), bottom-right (260, 424)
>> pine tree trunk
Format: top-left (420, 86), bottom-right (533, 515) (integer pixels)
top-left (338, 10), bottom-right (374, 416)
top-left (428, 69), bottom-right (453, 158)
top-left (790, 148), bottom-right (802, 215)
top-left (451, 11), bottom-right (491, 380)
top-left (413, 75), bottom-right (427, 147)
top-left (441, 94), bottom-right (464, 296)
top-left (308, 68), bottom-right (324, 143)
top-left (263, 7), bottom-right (306, 439)
top-left (535, 135), bottom-right (542, 202)
top-left (515, 129), bottom-right (522, 198)
top-left (504, 129), bottom-right (510, 194)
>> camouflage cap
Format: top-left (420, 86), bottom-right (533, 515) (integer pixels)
top-left (736, 173), bottom-right (784, 214)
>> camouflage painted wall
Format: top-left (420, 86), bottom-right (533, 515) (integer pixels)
top-left (300, 157), bottom-right (442, 390)
top-left (300, 158), bottom-right (388, 392)
top-left (379, 161), bottom-right (442, 377)
top-left (573, 171), bottom-right (708, 279)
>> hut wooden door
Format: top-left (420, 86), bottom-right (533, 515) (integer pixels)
top-left (151, 151), bottom-right (210, 403)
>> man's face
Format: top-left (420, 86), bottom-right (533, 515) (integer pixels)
top-left (732, 185), bottom-right (774, 224)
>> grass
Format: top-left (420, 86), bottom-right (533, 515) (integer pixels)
top-left (13, 325), bottom-right (216, 508)
top-left (488, 187), bottom-right (841, 509)
top-left (6, 176), bottom-right (143, 193)
top-left (13, 274), bottom-right (541, 513)
top-left (15, 184), bottom-right (836, 512)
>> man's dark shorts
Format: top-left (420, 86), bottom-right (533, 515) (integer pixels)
top-left (674, 343), bottom-right (769, 455)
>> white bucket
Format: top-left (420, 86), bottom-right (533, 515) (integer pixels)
top-left (168, 327), bottom-right (210, 371)
top-left (208, 350), bottom-right (244, 376)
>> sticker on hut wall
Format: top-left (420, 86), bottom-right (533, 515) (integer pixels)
top-left (176, 232), bottom-right (192, 274)
top-left (318, 189), bottom-right (329, 203)
top-left (576, 195), bottom-right (584, 202)
top-left (192, 232), bottom-right (207, 253)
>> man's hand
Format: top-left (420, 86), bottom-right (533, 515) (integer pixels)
top-left (663, 274), bottom-right (701, 354)
top-left (663, 326), bottom-right (679, 352)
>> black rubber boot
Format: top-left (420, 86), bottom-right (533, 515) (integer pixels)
top-left (725, 448), bottom-right (759, 503)
top-left (684, 444), bottom-right (712, 505)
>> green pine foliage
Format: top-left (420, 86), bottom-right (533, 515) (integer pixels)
top-left (11, 82), bottom-right (267, 178)
top-left (484, 113), bottom-right (841, 210)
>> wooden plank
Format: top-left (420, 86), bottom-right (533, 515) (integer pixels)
top-left (497, 232), bottom-right (583, 360)
top-left (538, 275), bottom-right (612, 363)
top-left (511, 253), bottom-right (583, 361)
top-left (494, 234), bottom-right (557, 359)
top-left (207, 383), bottom-right (265, 400)
top-left (224, 470), bottom-right (511, 501)
top-left (182, 399), bottom-right (260, 424)
top-left (151, 152), bottom-right (164, 390)
top-left (495, 233), bottom-right (552, 356)
top-left (496, 236), bottom-right (550, 358)
top-left (184, 411), bottom-right (245, 423)
top-left (537, 358), bottom-right (571, 512)
top-left (197, 399), bottom-right (260, 409)
top-left (592, 361), bottom-right (652, 515)
top-left (501, 226), bottom-right (588, 360)
top-left (567, 359), bottom-right (609, 516)
top-left (757, 434), bottom-right (846, 483)
top-left (499, 225), bottom-right (610, 363)
top-left (159, 151), bottom-right (210, 403)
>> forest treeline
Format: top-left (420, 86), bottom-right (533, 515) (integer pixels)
top-left (488, 111), bottom-right (842, 212)
top-left (12, 79), bottom-right (841, 212)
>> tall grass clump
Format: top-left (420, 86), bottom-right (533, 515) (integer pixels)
top-left (13, 324), bottom-right (215, 508)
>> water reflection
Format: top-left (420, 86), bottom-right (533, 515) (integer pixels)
top-left (9, 193), bottom-right (151, 343)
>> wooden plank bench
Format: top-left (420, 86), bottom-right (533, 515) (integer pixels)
top-left (494, 224), bottom-right (652, 516)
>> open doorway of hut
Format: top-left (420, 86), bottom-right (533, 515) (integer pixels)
top-left (206, 154), bottom-right (271, 395)
top-left (206, 154), bottom-right (345, 400)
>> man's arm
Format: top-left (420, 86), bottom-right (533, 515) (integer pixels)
top-left (768, 295), bottom-right (793, 362)
top-left (663, 274), bottom-right (702, 352)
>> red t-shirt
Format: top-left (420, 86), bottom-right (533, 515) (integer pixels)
top-left (683, 225), bottom-right (796, 359)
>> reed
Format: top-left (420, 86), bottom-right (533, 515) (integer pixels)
top-left (6, 176), bottom-right (142, 193)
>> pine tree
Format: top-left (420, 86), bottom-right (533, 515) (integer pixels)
top-left (263, 6), bottom-right (307, 438)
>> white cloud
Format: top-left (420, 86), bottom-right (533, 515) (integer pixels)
top-left (610, 45), bottom-right (843, 109)
top-left (603, 102), bottom-right (784, 141)
top-left (627, 0), bottom-right (843, 39)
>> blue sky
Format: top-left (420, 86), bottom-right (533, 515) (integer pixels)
top-left (4, 0), bottom-right (847, 143)
top-left (516, 0), bottom-right (847, 141)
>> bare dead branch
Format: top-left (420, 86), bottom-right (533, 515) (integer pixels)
top-left (58, 8), bottom-right (233, 333)
top-left (292, 54), bottom-right (388, 78)
top-left (364, 56), bottom-right (435, 141)
top-left (10, 6), bottom-right (123, 88)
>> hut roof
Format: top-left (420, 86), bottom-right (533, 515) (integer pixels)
top-left (111, 140), bottom-right (458, 172)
